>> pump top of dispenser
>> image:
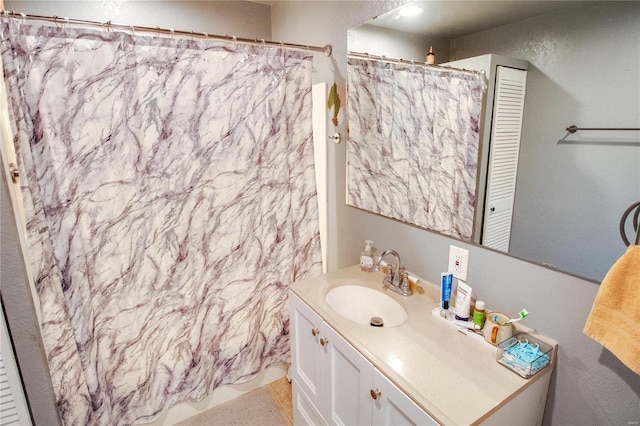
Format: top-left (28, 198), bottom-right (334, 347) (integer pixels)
top-left (364, 240), bottom-right (374, 251)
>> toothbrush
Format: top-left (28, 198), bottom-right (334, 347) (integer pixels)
top-left (506, 309), bottom-right (529, 324)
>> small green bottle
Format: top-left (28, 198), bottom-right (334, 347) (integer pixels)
top-left (473, 300), bottom-right (486, 328)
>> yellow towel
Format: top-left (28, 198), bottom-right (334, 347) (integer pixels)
top-left (584, 245), bottom-right (640, 375)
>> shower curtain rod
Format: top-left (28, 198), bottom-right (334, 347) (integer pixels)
top-left (348, 51), bottom-right (485, 77)
top-left (1, 10), bottom-right (333, 56)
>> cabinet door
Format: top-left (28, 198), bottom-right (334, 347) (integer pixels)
top-left (292, 379), bottom-right (326, 426)
top-left (324, 325), bottom-right (373, 426)
top-left (482, 66), bottom-right (527, 252)
top-left (289, 292), bottom-right (326, 410)
top-left (371, 368), bottom-right (436, 426)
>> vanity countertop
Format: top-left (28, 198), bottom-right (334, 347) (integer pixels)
top-left (290, 265), bottom-right (556, 425)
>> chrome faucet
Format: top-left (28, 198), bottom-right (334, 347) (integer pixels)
top-left (374, 249), bottom-right (412, 296)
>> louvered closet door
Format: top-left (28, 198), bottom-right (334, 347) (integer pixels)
top-left (1, 307), bottom-right (32, 426)
top-left (482, 66), bottom-right (527, 252)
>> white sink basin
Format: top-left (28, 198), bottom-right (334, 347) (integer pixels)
top-left (325, 285), bottom-right (408, 327)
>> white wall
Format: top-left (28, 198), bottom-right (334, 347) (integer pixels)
top-left (348, 24), bottom-right (451, 64)
top-left (272, 1), bottom-right (640, 425)
top-left (452, 1), bottom-right (640, 284)
top-left (5, 1), bottom-right (271, 39)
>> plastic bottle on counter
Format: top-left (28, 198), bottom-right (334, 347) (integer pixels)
top-left (360, 240), bottom-right (375, 272)
top-left (426, 46), bottom-right (435, 64)
top-left (473, 300), bottom-right (486, 328)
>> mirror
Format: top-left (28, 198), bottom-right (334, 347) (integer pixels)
top-left (347, 1), bottom-right (640, 283)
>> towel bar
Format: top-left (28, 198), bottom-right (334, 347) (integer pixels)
top-left (619, 201), bottom-right (640, 246)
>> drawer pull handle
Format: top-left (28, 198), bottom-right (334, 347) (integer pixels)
top-left (370, 389), bottom-right (381, 400)
top-left (320, 338), bottom-right (329, 346)
top-left (311, 328), bottom-right (320, 336)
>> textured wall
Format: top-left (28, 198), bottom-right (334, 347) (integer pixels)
top-left (272, 1), bottom-right (640, 425)
top-left (5, 0), bottom-right (271, 40)
top-left (452, 1), bottom-right (640, 283)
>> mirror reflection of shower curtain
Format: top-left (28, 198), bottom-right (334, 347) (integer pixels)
top-left (347, 57), bottom-right (486, 241)
top-left (1, 19), bottom-right (322, 425)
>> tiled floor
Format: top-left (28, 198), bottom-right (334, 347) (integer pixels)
top-left (268, 377), bottom-right (293, 426)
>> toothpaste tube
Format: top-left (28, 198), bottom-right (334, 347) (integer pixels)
top-left (441, 272), bottom-right (453, 310)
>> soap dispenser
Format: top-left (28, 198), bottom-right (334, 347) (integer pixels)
top-left (360, 240), bottom-right (375, 272)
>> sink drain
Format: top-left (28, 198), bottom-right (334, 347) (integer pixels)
top-left (370, 316), bottom-right (384, 327)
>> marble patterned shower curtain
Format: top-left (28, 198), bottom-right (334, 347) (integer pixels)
top-left (347, 57), bottom-right (485, 240)
top-left (1, 19), bottom-right (321, 425)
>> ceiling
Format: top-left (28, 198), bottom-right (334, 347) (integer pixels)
top-left (364, 1), bottom-right (588, 39)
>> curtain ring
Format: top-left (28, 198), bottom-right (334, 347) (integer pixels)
top-left (129, 25), bottom-right (135, 37)
top-left (195, 31), bottom-right (206, 49)
top-left (63, 17), bottom-right (70, 29)
top-left (8, 11), bottom-right (22, 26)
top-left (169, 28), bottom-right (174, 39)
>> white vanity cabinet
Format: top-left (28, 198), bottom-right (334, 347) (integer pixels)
top-left (289, 289), bottom-right (326, 424)
top-left (290, 267), bottom-right (557, 425)
top-left (290, 291), bottom-right (436, 426)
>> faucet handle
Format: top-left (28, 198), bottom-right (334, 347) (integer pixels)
top-left (400, 270), bottom-right (412, 295)
top-left (385, 265), bottom-right (395, 285)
